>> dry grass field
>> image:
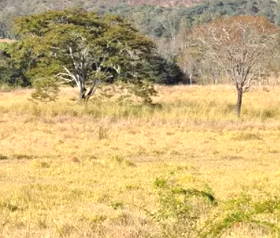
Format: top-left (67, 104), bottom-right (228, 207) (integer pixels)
top-left (1, 85), bottom-right (280, 237)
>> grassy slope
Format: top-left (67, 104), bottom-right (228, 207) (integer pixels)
top-left (1, 85), bottom-right (280, 237)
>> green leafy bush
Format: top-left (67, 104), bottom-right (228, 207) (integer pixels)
top-left (151, 177), bottom-right (216, 238)
top-left (150, 177), bottom-right (280, 238)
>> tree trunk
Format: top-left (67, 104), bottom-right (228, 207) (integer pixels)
top-left (79, 86), bottom-right (86, 101)
top-left (236, 88), bottom-right (243, 117)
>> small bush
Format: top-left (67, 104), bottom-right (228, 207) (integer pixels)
top-left (150, 178), bottom-right (216, 238)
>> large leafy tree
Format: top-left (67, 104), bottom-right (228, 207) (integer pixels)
top-left (10, 9), bottom-right (157, 102)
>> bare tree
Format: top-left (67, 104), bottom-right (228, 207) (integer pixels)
top-left (177, 47), bottom-right (200, 85)
top-left (176, 25), bottom-right (197, 85)
top-left (193, 16), bottom-right (279, 117)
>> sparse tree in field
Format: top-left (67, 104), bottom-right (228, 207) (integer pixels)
top-left (177, 38), bottom-right (202, 85)
top-left (174, 24), bottom-right (196, 85)
top-left (192, 16), bottom-right (279, 117)
top-left (11, 9), bottom-right (157, 103)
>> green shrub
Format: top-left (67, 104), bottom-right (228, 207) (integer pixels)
top-left (200, 194), bottom-right (280, 238)
top-left (150, 178), bottom-right (280, 238)
top-left (150, 177), bottom-right (216, 238)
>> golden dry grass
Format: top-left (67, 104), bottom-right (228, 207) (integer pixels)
top-left (1, 85), bottom-right (280, 237)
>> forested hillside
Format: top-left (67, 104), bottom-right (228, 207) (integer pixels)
top-left (1, 0), bottom-right (280, 86)
top-left (1, 0), bottom-right (280, 38)
top-left (113, 0), bottom-right (280, 38)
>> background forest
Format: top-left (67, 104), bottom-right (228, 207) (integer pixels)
top-left (2, 0), bottom-right (280, 87)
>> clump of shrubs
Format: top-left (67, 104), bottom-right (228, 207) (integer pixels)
top-left (150, 177), bottom-right (280, 238)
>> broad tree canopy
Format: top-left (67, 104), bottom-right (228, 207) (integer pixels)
top-left (10, 9), bottom-right (157, 102)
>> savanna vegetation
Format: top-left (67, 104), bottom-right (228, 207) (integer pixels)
top-left (1, 86), bottom-right (280, 238)
top-left (1, 0), bottom-right (280, 237)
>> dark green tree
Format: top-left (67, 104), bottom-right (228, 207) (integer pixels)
top-left (0, 42), bottom-right (30, 87)
top-left (11, 9), bottom-right (157, 103)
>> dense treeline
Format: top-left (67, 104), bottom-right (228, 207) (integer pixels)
top-left (1, 0), bottom-right (280, 88)
top-left (1, 0), bottom-right (280, 39)
top-left (106, 0), bottom-right (280, 38)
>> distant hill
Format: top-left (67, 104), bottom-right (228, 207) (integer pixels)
top-left (1, 0), bottom-right (280, 39)
top-left (109, 0), bottom-right (280, 38)
top-left (0, 0), bottom-right (206, 37)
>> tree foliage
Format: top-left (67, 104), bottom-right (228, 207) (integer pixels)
top-left (0, 42), bottom-right (30, 87)
top-left (11, 9), bottom-right (158, 102)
